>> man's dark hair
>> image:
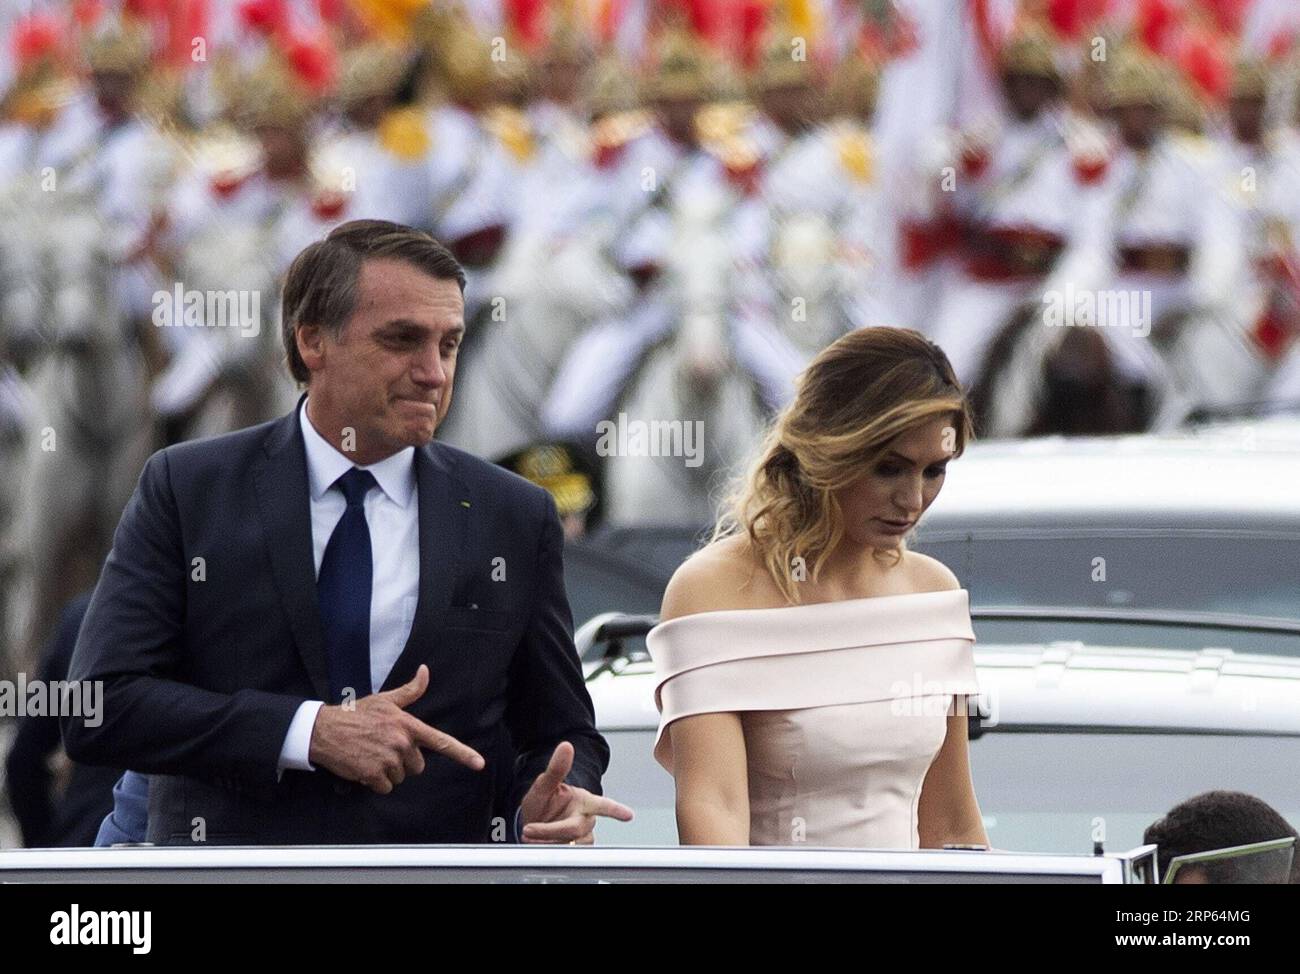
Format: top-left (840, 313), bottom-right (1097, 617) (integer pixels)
top-left (281, 219), bottom-right (466, 384)
top-left (1144, 790), bottom-right (1299, 883)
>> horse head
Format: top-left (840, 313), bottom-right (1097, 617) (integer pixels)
top-left (664, 186), bottom-right (737, 401)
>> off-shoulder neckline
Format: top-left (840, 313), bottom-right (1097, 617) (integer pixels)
top-left (654, 587), bottom-right (968, 627)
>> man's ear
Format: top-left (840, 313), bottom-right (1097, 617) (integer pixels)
top-left (297, 322), bottom-right (325, 374)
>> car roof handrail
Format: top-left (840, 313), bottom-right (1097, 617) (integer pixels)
top-left (576, 612), bottom-right (659, 662)
top-left (971, 605), bottom-right (1300, 636)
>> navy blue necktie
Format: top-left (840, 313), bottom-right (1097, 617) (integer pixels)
top-left (318, 467), bottom-right (377, 704)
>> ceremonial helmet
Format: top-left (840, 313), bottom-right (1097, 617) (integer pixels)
top-left (426, 9), bottom-right (530, 106)
top-left (827, 50), bottom-right (882, 122)
top-left (539, 0), bottom-right (595, 69)
top-left (584, 53), bottom-right (640, 119)
top-left (1103, 44), bottom-right (1170, 109)
top-left (640, 9), bottom-right (731, 104)
top-left (223, 45), bottom-right (324, 132)
top-left (500, 443), bottom-right (597, 521)
top-left (999, 22), bottom-right (1061, 82)
top-left (337, 40), bottom-right (409, 113)
top-left (1, 14), bottom-right (76, 126)
top-left (1230, 58), bottom-right (1269, 101)
top-left (82, 15), bottom-right (153, 77)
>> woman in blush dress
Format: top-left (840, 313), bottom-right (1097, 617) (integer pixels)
top-left (649, 327), bottom-right (988, 849)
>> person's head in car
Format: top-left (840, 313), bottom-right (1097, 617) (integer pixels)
top-left (1144, 790), bottom-right (1299, 883)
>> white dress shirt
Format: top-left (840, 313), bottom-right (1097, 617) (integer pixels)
top-left (277, 398), bottom-right (421, 772)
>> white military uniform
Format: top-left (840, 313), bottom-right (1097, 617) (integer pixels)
top-left (540, 124), bottom-right (702, 440)
top-left (1187, 124), bottom-right (1300, 410)
top-left (423, 101), bottom-right (517, 320)
top-left (543, 118), bottom-right (795, 438)
top-left (488, 99), bottom-right (595, 305)
top-left (729, 116), bottom-right (892, 407)
top-left (1255, 128), bottom-right (1300, 406)
top-left (1091, 132), bottom-right (1244, 398)
top-left (152, 144), bottom-right (343, 425)
top-left (34, 90), bottom-right (177, 321)
top-left (313, 119), bottom-right (437, 229)
top-left (928, 109), bottom-right (1110, 389)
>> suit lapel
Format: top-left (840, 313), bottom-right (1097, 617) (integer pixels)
top-left (252, 399), bottom-right (331, 700)
top-left (378, 440), bottom-right (468, 692)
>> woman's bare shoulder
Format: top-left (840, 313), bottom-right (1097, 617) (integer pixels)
top-left (659, 535), bottom-right (772, 622)
top-left (902, 549), bottom-right (962, 593)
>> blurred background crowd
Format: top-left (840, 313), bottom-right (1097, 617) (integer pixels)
top-left (4, 0), bottom-right (1300, 679)
top-left (1, 0), bottom-right (1300, 866)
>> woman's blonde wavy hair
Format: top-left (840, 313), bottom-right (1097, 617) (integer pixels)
top-left (710, 327), bottom-right (974, 605)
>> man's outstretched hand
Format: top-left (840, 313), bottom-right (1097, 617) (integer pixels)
top-left (309, 664), bottom-right (484, 794)
top-left (519, 741), bottom-right (634, 844)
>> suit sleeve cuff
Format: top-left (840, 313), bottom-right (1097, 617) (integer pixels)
top-left (277, 700), bottom-right (324, 776)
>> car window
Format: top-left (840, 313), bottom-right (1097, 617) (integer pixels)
top-left (968, 732), bottom-right (1300, 855)
top-left (580, 526), bottom-right (709, 577)
top-left (563, 541), bottom-right (669, 627)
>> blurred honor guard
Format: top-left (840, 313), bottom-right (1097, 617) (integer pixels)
top-left (315, 40), bottom-right (434, 229)
top-left (928, 24), bottom-right (1108, 393)
top-left (1199, 57), bottom-right (1300, 410)
top-left (153, 40), bottom-right (339, 442)
top-left (44, 13), bottom-right (178, 325)
top-left (729, 19), bottom-right (891, 409)
top-left (985, 44), bottom-right (1246, 438)
top-left (1092, 44), bottom-right (1245, 428)
top-left (418, 7), bottom-right (518, 321)
top-left (498, 3), bottom-right (599, 292)
top-left (3, 14), bottom-right (162, 674)
top-left (542, 10), bottom-right (739, 444)
top-left (436, 9), bottom-right (645, 465)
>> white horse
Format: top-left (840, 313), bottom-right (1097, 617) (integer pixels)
top-left (602, 189), bottom-right (770, 527)
top-left (1, 187), bottom-right (152, 676)
top-left (0, 187), bottom-right (40, 675)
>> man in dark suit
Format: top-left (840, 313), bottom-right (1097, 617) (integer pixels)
top-left (63, 220), bottom-right (631, 845)
top-left (6, 593), bottom-right (122, 847)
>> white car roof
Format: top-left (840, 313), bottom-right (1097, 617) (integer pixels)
top-left (922, 420), bottom-right (1300, 528)
top-left (590, 644), bottom-right (1300, 736)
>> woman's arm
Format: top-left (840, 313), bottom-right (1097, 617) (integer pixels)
top-left (916, 699), bottom-right (989, 849)
top-left (670, 713), bottom-right (750, 845)
top-left (657, 552), bottom-right (751, 845)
